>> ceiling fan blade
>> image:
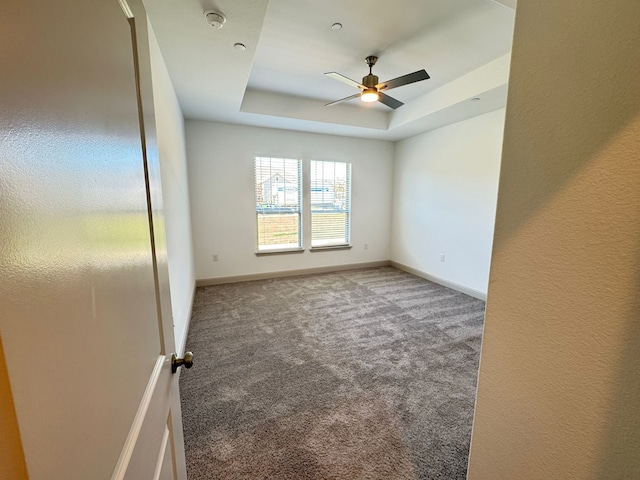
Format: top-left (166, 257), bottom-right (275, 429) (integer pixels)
top-left (325, 72), bottom-right (364, 89)
top-left (325, 93), bottom-right (362, 107)
top-left (376, 69), bottom-right (430, 91)
top-left (377, 92), bottom-right (404, 109)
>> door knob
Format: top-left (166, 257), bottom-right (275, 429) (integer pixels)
top-left (171, 352), bottom-right (194, 374)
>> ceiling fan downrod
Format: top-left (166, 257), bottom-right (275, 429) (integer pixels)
top-left (363, 56), bottom-right (379, 88)
top-left (365, 55), bottom-right (378, 74)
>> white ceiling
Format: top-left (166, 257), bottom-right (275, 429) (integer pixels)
top-left (144, 0), bottom-right (515, 141)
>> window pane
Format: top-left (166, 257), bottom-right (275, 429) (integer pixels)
top-left (310, 160), bottom-right (351, 247)
top-left (255, 157), bottom-right (302, 251)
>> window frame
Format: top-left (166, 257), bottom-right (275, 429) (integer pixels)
top-left (253, 156), bottom-right (353, 255)
top-left (254, 156), bottom-right (304, 254)
top-left (309, 159), bottom-right (352, 250)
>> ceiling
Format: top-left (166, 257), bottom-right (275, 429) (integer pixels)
top-left (144, 0), bottom-right (515, 141)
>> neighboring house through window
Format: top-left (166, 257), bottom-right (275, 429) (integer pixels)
top-left (254, 157), bottom-right (302, 252)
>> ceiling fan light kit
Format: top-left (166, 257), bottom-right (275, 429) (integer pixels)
top-left (361, 89), bottom-right (379, 102)
top-left (325, 55), bottom-right (430, 109)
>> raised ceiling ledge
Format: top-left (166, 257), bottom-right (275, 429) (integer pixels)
top-left (239, 54), bottom-right (511, 140)
top-left (240, 90), bottom-right (389, 130)
top-left (388, 54), bottom-right (511, 131)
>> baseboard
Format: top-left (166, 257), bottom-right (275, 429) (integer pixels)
top-left (389, 261), bottom-right (487, 301)
top-left (196, 261), bottom-right (486, 300)
top-left (196, 261), bottom-right (391, 287)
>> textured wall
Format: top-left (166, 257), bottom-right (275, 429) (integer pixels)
top-left (468, 1), bottom-right (640, 478)
top-left (391, 109), bottom-right (504, 296)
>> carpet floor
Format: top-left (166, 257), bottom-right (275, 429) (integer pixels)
top-left (180, 266), bottom-right (485, 479)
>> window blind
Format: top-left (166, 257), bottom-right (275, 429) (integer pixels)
top-left (310, 160), bottom-right (351, 247)
top-left (254, 157), bottom-right (302, 251)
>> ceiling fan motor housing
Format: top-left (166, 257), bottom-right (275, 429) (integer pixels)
top-left (362, 74), bottom-right (379, 89)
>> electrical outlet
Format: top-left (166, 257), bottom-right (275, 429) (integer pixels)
top-left (212, 254), bottom-right (219, 262)
top-left (364, 243), bottom-right (369, 250)
top-left (440, 254), bottom-right (445, 262)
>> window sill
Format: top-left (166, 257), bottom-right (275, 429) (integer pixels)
top-left (310, 245), bottom-right (352, 252)
top-left (255, 247), bottom-right (305, 256)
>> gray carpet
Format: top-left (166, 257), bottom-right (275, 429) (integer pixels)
top-left (180, 266), bottom-right (485, 479)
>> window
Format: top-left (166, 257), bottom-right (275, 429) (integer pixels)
top-left (310, 160), bottom-right (351, 248)
top-left (254, 157), bottom-right (302, 252)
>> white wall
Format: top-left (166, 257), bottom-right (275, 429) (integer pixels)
top-left (468, 0), bottom-right (640, 478)
top-left (186, 121), bottom-right (394, 280)
top-left (390, 109), bottom-right (505, 297)
top-left (149, 25), bottom-right (195, 353)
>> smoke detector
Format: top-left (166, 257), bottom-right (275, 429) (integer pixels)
top-left (204, 10), bottom-right (226, 29)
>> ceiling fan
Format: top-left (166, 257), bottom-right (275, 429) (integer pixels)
top-left (324, 56), bottom-right (430, 109)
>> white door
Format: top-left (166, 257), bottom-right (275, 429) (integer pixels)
top-left (0, 1), bottom-right (188, 479)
